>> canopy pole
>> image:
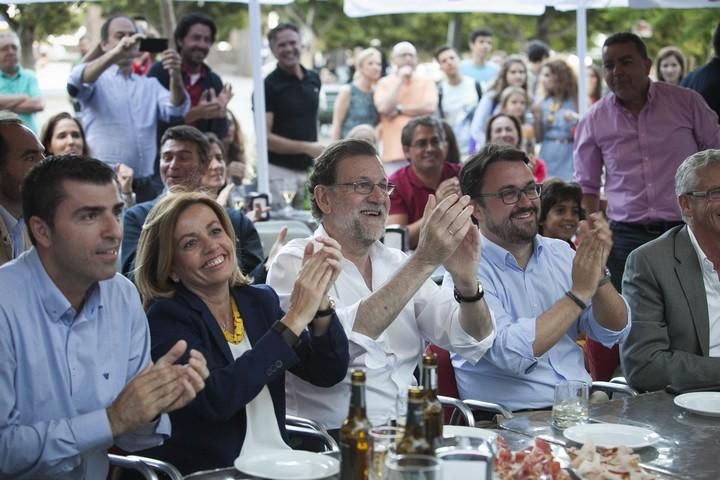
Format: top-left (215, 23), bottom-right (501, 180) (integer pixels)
top-left (576, 0), bottom-right (588, 116)
top-left (249, 0), bottom-right (269, 195)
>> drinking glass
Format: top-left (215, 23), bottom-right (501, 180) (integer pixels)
top-left (435, 436), bottom-right (493, 478)
top-left (369, 426), bottom-right (403, 480)
top-left (384, 454), bottom-right (440, 480)
top-left (551, 380), bottom-right (589, 430)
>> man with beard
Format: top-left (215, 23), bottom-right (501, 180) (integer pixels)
top-left (446, 144), bottom-right (629, 412)
top-left (148, 12), bottom-right (232, 141)
top-left (266, 139), bottom-right (495, 430)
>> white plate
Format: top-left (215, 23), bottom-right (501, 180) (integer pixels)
top-left (234, 450), bottom-right (340, 479)
top-left (443, 425), bottom-right (498, 442)
top-left (563, 423), bottom-right (660, 449)
top-left (674, 392), bottom-right (720, 417)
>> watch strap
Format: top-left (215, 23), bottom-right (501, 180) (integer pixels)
top-left (453, 282), bottom-right (484, 303)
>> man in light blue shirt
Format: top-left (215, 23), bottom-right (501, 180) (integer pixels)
top-left (445, 144), bottom-right (629, 411)
top-left (459, 29), bottom-right (500, 91)
top-left (0, 155), bottom-right (209, 479)
top-left (0, 32), bottom-right (44, 133)
top-left (67, 15), bottom-right (189, 202)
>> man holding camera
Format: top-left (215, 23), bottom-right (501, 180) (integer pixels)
top-left (68, 15), bottom-right (189, 203)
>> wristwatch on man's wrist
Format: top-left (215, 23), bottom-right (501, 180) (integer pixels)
top-left (453, 282), bottom-right (484, 303)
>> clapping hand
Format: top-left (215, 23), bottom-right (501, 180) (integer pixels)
top-left (283, 237), bottom-right (343, 335)
top-left (106, 340), bottom-right (208, 437)
top-left (415, 194), bottom-right (474, 268)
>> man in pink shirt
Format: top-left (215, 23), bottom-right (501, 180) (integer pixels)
top-left (374, 42), bottom-right (438, 173)
top-left (388, 116), bottom-right (461, 249)
top-left (574, 32), bottom-right (720, 380)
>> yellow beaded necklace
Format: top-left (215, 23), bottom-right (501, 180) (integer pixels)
top-left (222, 297), bottom-right (245, 344)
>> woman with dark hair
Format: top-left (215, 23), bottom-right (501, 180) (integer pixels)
top-left (655, 46), bottom-right (686, 86)
top-left (40, 112), bottom-right (88, 156)
top-left (40, 112), bottom-right (136, 207)
top-left (486, 113), bottom-right (546, 183)
top-left (224, 109), bottom-right (246, 165)
top-left (539, 178), bottom-right (584, 247)
top-left (534, 58), bottom-right (578, 181)
top-left (134, 192), bottom-right (348, 474)
top-left (470, 56), bottom-right (528, 149)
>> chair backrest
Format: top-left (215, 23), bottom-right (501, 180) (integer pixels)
top-left (255, 220), bottom-right (313, 253)
top-left (382, 224), bottom-right (409, 252)
top-left (285, 414), bottom-right (339, 453)
top-left (108, 454), bottom-right (183, 480)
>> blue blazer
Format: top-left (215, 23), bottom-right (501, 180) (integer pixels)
top-left (138, 283), bottom-right (349, 474)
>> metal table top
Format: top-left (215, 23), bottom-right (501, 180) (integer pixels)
top-left (499, 390), bottom-right (720, 479)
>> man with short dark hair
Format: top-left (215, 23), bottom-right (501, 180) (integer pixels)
top-left (68, 14), bottom-right (190, 203)
top-left (575, 32), bottom-right (720, 292)
top-left (623, 149), bottom-right (720, 392)
top-left (526, 40), bottom-right (550, 99)
top-left (435, 46), bottom-right (481, 156)
top-left (682, 21), bottom-right (720, 122)
top-left (0, 114), bottom-right (44, 266)
top-left (449, 144), bottom-right (628, 411)
top-left (148, 12), bottom-right (232, 140)
top-left (265, 23), bottom-right (323, 210)
top-left (0, 155), bottom-right (209, 479)
top-left (267, 139), bottom-right (495, 429)
top-left (460, 29), bottom-right (499, 90)
top-left (120, 125), bottom-right (264, 281)
top-left (388, 116), bottom-right (461, 249)
top-left (0, 32), bottom-right (44, 132)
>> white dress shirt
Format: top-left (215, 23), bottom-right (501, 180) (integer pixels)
top-left (687, 227), bottom-right (720, 357)
top-left (266, 225), bottom-right (495, 429)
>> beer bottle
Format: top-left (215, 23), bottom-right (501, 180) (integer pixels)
top-left (340, 369), bottom-right (371, 480)
top-left (422, 353), bottom-right (443, 447)
top-left (396, 387), bottom-right (434, 455)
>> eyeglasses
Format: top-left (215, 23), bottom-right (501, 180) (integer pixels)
top-left (685, 188), bottom-right (720, 202)
top-left (475, 183), bottom-right (542, 205)
top-left (410, 137), bottom-right (444, 150)
top-left (332, 180), bottom-right (396, 196)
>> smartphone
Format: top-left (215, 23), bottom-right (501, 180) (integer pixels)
top-left (138, 38), bottom-right (168, 54)
top-left (249, 193), bottom-right (270, 221)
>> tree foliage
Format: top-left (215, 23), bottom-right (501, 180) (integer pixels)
top-left (0, 3), bottom-right (82, 68)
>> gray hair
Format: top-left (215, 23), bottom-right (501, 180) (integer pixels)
top-left (675, 149), bottom-right (720, 196)
top-left (0, 31), bottom-right (20, 47)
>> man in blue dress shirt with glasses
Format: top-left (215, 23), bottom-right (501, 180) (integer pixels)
top-left (0, 156), bottom-right (208, 479)
top-left (445, 144), bottom-right (630, 412)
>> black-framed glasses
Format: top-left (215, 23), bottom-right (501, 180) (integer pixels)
top-left (332, 180), bottom-right (396, 196)
top-left (475, 183), bottom-right (542, 205)
top-left (410, 137), bottom-right (444, 150)
top-left (684, 188), bottom-right (720, 202)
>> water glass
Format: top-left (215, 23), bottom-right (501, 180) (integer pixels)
top-left (384, 454), bottom-right (440, 480)
top-left (436, 436), bottom-right (493, 479)
top-left (369, 426), bottom-right (403, 480)
top-left (551, 380), bottom-right (589, 430)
